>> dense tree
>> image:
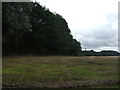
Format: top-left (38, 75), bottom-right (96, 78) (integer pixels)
top-left (2, 2), bottom-right (81, 56)
top-left (2, 2), bottom-right (32, 55)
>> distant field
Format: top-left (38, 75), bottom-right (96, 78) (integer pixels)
top-left (2, 56), bottom-right (119, 88)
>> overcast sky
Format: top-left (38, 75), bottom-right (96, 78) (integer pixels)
top-left (33, 0), bottom-right (119, 52)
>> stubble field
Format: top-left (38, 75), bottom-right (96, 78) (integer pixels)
top-left (2, 56), bottom-right (119, 88)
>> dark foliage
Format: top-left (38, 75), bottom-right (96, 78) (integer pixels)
top-left (82, 50), bottom-right (120, 56)
top-left (2, 2), bottom-right (81, 56)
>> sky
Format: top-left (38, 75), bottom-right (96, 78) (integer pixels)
top-left (32, 0), bottom-right (119, 52)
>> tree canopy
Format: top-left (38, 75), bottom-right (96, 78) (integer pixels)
top-left (2, 2), bottom-right (82, 56)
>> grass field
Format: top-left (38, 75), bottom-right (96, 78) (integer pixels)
top-left (2, 56), bottom-right (119, 88)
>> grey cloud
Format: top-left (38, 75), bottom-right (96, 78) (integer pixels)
top-left (73, 13), bottom-right (118, 51)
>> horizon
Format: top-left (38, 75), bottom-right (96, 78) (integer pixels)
top-left (82, 49), bottom-right (119, 52)
top-left (33, 0), bottom-right (119, 52)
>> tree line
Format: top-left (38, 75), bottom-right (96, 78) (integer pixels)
top-left (81, 50), bottom-right (120, 56)
top-left (2, 2), bottom-right (82, 56)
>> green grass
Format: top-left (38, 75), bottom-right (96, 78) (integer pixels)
top-left (2, 56), bottom-right (119, 87)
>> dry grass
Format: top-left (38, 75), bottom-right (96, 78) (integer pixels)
top-left (2, 56), bottom-right (119, 88)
